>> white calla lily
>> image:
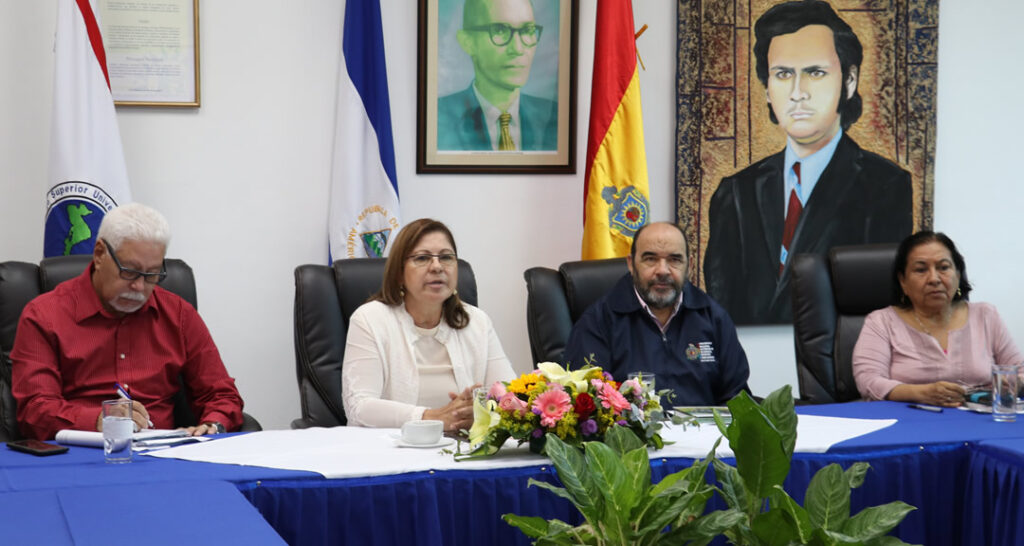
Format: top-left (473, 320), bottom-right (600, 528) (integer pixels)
top-left (468, 397), bottom-right (501, 446)
top-left (538, 361), bottom-right (591, 392)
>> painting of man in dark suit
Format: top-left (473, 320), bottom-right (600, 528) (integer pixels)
top-left (704, 0), bottom-right (912, 325)
top-left (437, 0), bottom-right (558, 151)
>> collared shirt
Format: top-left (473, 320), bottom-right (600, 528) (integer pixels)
top-left (564, 274), bottom-right (750, 405)
top-left (10, 264), bottom-right (244, 440)
top-left (472, 82), bottom-right (523, 150)
top-left (633, 287), bottom-right (684, 334)
top-left (779, 128), bottom-right (844, 265)
top-left (782, 127), bottom-right (844, 215)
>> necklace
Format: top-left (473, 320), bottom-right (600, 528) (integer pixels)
top-left (911, 309), bottom-right (950, 336)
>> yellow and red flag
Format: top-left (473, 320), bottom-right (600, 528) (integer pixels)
top-left (581, 0), bottom-right (650, 259)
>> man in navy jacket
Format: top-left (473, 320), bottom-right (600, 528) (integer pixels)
top-left (564, 222), bottom-right (750, 406)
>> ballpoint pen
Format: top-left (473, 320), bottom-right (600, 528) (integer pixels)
top-left (114, 383), bottom-right (154, 428)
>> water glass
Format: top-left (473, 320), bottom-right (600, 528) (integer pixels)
top-left (628, 371), bottom-right (656, 392)
top-left (102, 399), bottom-right (134, 463)
top-left (992, 364), bottom-right (1019, 423)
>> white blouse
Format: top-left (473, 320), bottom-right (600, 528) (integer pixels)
top-left (342, 300), bottom-right (516, 427)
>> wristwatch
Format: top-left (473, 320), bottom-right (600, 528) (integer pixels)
top-left (206, 421), bottom-right (225, 434)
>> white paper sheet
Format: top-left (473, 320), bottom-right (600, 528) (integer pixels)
top-left (143, 415), bottom-right (896, 479)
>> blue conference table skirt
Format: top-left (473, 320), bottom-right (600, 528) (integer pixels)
top-left (242, 402), bottom-right (1015, 546)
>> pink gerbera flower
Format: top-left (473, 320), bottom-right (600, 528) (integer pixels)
top-left (533, 389), bottom-right (572, 428)
top-left (598, 382), bottom-right (631, 413)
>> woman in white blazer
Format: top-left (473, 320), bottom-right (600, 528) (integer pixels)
top-left (342, 218), bottom-right (515, 433)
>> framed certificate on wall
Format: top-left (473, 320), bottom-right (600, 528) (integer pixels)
top-left (98, 0), bottom-right (200, 107)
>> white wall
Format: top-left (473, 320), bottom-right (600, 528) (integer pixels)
top-left (1, 0), bottom-right (1021, 429)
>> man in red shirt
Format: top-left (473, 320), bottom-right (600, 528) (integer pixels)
top-left (11, 203), bottom-right (243, 440)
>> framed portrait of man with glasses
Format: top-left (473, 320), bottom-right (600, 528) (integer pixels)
top-left (417, 0), bottom-right (578, 173)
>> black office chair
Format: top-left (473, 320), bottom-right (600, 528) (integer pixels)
top-left (0, 254), bottom-right (260, 441)
top-left (291, 258), bottom-right (478, 429)
top-left (523, 258), bottom-right (628, 364)
top-left (790, 243), bottom-right (898, 404)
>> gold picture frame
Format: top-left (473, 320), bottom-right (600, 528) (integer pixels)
top-left (417, 0), bottom-right (578, 174)
top-left (99, 0), bottom-right (200, 107)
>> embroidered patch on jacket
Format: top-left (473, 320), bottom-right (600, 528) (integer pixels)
top-left (685, 343), bottom-right (700, 361)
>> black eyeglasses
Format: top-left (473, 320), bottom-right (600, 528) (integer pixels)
top-left (464, 22), bottom-right (542, 47)
top-left (406, 253), bottom-right (458, 268)
top-left (102, 239), bottom-right (167, 284)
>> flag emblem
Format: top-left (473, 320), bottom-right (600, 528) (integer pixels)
top-left (601, 184), bottom-right (649, 239)
top-left (346, 205), bottom-right (399, 259)
top-left (360, 229), bottom-right (392, 258)
top-left (44, 181), bottom-right (118, 256)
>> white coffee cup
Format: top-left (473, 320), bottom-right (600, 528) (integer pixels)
top-left (401, 419), bottom-right (443, 445)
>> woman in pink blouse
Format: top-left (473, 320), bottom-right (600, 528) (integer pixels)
top-left (853, 231), bottom-right (1022, 406)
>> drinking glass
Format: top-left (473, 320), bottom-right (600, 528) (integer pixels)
top-left (102, 399), bottom-right (133, 463)
top-left (628, 372), bottom-right (656, 392)
top-left (992, 364), bottom-right (1019, 422)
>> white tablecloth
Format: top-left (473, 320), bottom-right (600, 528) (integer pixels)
top-left (144, 414), bottom-right (895, 479)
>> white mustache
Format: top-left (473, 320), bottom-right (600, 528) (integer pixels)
top-left (118, 291), bottom-right (147, 302)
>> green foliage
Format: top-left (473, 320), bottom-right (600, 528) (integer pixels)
top-left (503, 426), bottom-right (734, 545)
top-left (711, 386), bottom-right (919, 546)
top-left (504, 385), bottom-right (918, 546)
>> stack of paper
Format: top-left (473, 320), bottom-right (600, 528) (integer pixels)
top-left (54, 429), bottom-right (210, 451)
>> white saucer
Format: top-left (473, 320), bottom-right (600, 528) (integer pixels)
top-left (392, 436), bottom-right (455, 449)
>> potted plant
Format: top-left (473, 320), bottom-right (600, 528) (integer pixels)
top-left (503, 385), bottom-right (917, 545)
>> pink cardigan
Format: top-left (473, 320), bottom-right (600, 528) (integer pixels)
top-left (852, 303), bottom-right (1023, 400)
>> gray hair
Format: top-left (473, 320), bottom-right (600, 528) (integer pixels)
top-left (97, 203), bottom-right (172, 251)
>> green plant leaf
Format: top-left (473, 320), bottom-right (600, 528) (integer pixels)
top-left (805, 463), bottom-right (851, 531)
top-left (751, 508), bottom-right (801, 546)
top-left (585, 441), bottom-right (634, 542)
top-left (769, 485), bottom-right (813, 542)
top-left (842, 501), bottom-right (916, 540)
top-left (760, 385), bottom-right (797, 458)
top-left (622, 446), bottom-right (652, 509)
top-left (845, 461), bottom-right (870, 489)
top-left (502, 514), bottom-right (549, 538)
top-left (527, 477), bottom-right (577, 505)
top-left (813, 526), bottom-right (857, 545)
top-left (536, 520), bottom-right (599, 545)
top-left (665, 509), bottom-right (748, 545)
top-left (542, 433), bottom-right (602, 522)
top-left (724, 392), bottom-right (790, 498)
top-left (604, 424), bottom-right (644, 455)
top-left (636, 486), bottom-right (712, 539)
top-left (863, 535), bottom-right (917, 546)
top-left (650, 467), bottom-right (688, 497)
top-left (711, 459), bottom-right (750, 513)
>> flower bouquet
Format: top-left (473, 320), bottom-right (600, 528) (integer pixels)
top-left (460, 362), bottom-right (671, 458)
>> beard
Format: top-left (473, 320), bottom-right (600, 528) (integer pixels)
top-left (109, 291), bottom-right (147, 313)
top-left (634, 273), bottom-right (682, 310)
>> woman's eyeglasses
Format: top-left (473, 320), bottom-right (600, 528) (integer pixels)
top-left (406, 253), bottom-right (458, 268)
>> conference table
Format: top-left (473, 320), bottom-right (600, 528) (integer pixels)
top-left (2, 401), bottom-right (1023, 545)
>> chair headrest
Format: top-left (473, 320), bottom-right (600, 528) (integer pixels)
top-left (558, 258), bottom-right (628, 322)
top-left (332, 258), bottom-right (478, 319)
top-left (829, 243), bottom-right (898, 314)
top-left (38, 255), bottom-right (198, 309)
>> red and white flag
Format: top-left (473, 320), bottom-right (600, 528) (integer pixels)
top-left (45, 0), bottom-right (132, 257)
